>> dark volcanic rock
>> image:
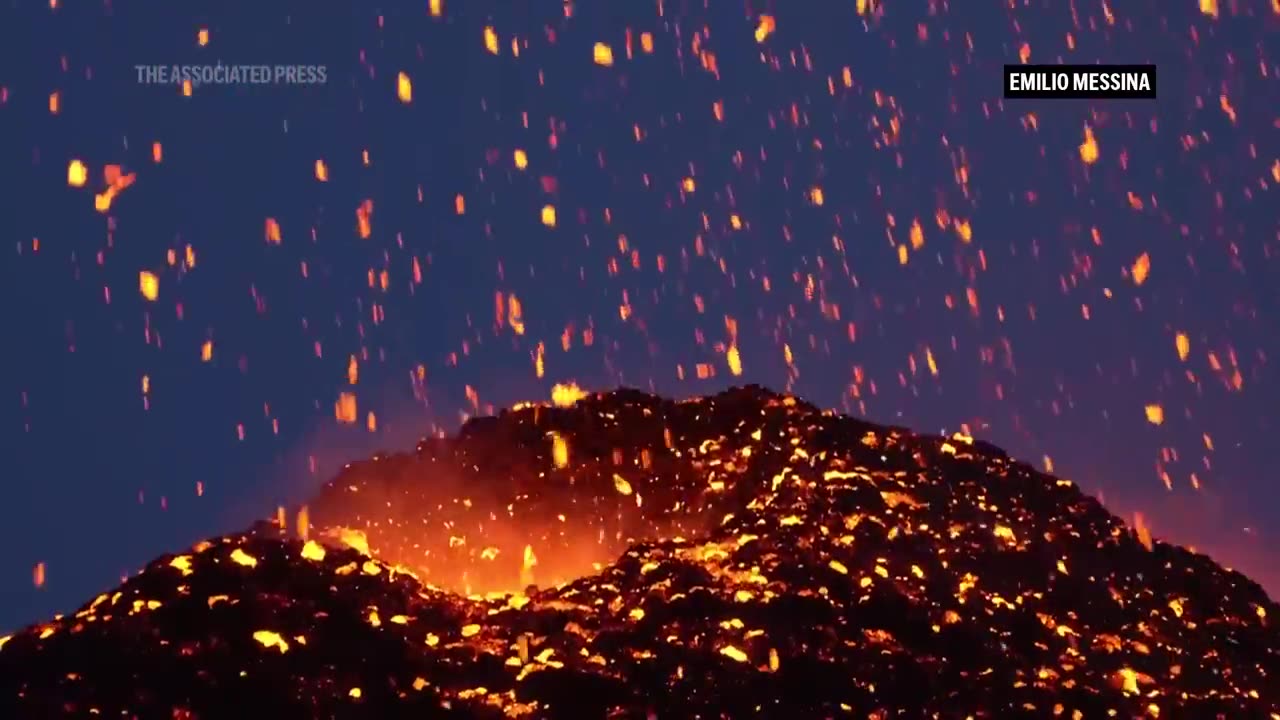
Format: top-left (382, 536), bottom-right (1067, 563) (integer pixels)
top-left (2, 386), bottom-right (1277, 718)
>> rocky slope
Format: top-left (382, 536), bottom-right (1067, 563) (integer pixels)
top-left (2, 386), bottom-right (1277, 718)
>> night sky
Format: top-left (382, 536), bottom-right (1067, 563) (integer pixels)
top-left (2, 0), bottom-right (1277, 633)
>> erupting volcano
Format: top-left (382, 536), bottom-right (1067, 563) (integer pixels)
top-left (2, 386), bottom-right (1277, 718)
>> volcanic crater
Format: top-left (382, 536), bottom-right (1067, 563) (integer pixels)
top-left (2, 386), bottom-right (1277, 718)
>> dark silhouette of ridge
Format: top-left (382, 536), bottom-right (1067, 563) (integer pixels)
top-left (2, 386), bottom-right (1277, 718)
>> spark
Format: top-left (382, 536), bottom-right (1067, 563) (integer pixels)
top-left (397, 72), bottom-right (412, 103)
top-left (138, 272), bottom-right (159, 301)
top-left (66, 159), bottom-right (87, 187)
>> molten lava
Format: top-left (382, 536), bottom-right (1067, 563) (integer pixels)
top-left (1, 386), bottom-right (1277, 718)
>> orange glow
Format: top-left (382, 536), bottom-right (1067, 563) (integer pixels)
top-left (754, 15), bottom-right (776, 43)
top-left (1079, 125), bottom-right (1099, 164)
top-left (66, 159), bottom-right (87, 187)
top-left (138, 271), bottom-right (159, 301)
top-left (593, 42), bottom-right (614, 66)
top-left (551, 382), bottom-right (588, 407)
top-left (397, 72), bottom-right (412, 103)
top-left (1145, 404), bottom-right (1164, 425)
top-left (1131, 252), bottom-right (1151, 286)
top-left (335, 393), bottom-right (358, 424)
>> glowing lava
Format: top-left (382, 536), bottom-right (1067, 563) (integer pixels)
top-left (2, 386), bottom-right (1275, 718)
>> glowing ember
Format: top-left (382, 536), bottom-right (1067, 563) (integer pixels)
top-left (396, 71), bottom-right (412, 103)
top-left (137, 271), bottom-right (159, 302)
top-left (550, 383), bottom-right (587, 408)
top-left (592, 42), bottom-right (614, 67)
top-left (66, 159), bottom-right (87, 187)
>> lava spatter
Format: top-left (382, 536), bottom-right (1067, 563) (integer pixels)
top-left (1, 386), bottom-right (1277, 718)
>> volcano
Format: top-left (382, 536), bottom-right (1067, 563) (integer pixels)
top-left (2, 386), bottom-right (1277, 718)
